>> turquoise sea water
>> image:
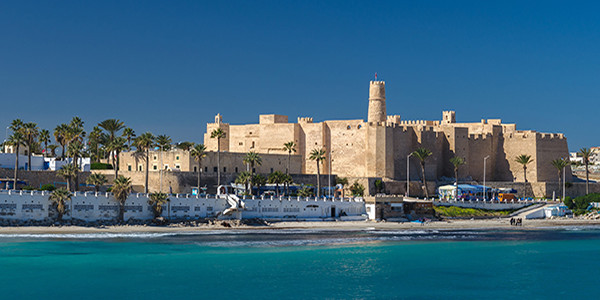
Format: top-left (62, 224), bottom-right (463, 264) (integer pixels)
top-left (1, 228), bottom-right (599, 299)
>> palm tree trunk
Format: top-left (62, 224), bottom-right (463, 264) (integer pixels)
top-left (119, 202), bottom-right (124, 222)
top-left (316, 161), bottom-right (321, 197)
top-left (66, 177), bottom-right (71, 192)
top-left (145, 148), bottom-right (149, 193)
top-left (287, 152), bottom-right (291, 195)
top-left (454, 168), bottom-right (458, 186)
top-left (27, 144), bottom-right (32, 171)
top-left (523, 166), bottom-right (527, 183)
top-left (558, 170), bottom-right (561, 199)
top-left (217, 139), bottom-right (221, 187)
top-left (13, 145), bottom-right (19, 189)
top-left (61, 144), bottom-right (65, 160)
top-left (421, 162), bottom-right (428, 198)
top-left (44, 142), bottom-right (48, 158)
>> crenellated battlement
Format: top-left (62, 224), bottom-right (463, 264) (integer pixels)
top-left (297, 117), bottom-right (313, 123)
top-left (399, 120), bottom-right (440, 126)
top-left (469, 133), bottom-right (492, 140)
top-left (387, 115), bottom-right (401, 124)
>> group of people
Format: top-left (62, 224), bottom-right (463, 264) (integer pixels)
top-left (510, 218), bottom-right (523, 226)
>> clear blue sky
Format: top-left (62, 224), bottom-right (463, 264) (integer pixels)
top-left (1, 1), bottom-right (598, 150)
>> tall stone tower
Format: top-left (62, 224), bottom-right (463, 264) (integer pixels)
top-left (368, 81), bottom-right (386, 123)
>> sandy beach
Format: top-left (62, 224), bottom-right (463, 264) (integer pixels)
top-left (1, 218), bottom-right (599, 235)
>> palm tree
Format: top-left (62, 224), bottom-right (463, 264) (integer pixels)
top-left (268, 171), bottom-right (286, 196)
top-left (88, 126), bottom-right (104, 162)
top-left (99, 119), bottom-right (125, 165)
top-left (122, 127), bottom-right (136, 150)
top-left (108, 137), bottom-right (127, 178)
top-left (283, 141), bottom-right (296, 175)
top-left (411, 147), bottom-right (432, 198)
top-left (190, 144), bottom-right (207, 191)
top-left (156, 135), bottom-right (172, 151)
top-left (176, 141), bottom-right (194, 151)
top-left (134, 132), bottom-right (155, 193)
top-left (21, 122), bottom-right (38, 170)
top-left (112, 175), bottom-right (132, 222)
top-left (449, 156), bottom-right (465, 186)
top-left (243, 151), bottom-right (262, 174)
top-left (210, 128), bottom-right (226, 186)
top-left (235, 171), bottom-right (252, 195)
top-left (57, 163), bottom-right (77, 192)
top-left (67, 140), bottom-right (85, 191)
top-left (251, 174), bottom-right (266, 195)
top-left (53, 124), bottom-right (69, 159)
top-left (515, 154), bottom-right (533, 183)
top-left (6, 132), bottom-right (26, 189)
top-left (148, 192), bottom-right (169, 219)
top-left (551, 158), bottom-right (570, 198)
top-left (86, 173), bottom-right (107, 192)
top-left (39, 129), bottom-right (50, 157)
top-left (579, 148), bottom-right (592, 195)
top-left (309, 148), bottom-right (326, 197)
top-left (47, 144), bottom-right (58, 158)
top-left (48, 188), bottom-right (72, 222)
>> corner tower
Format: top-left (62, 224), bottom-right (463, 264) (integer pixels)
top-left (368, 81), bottom-right (386, 123)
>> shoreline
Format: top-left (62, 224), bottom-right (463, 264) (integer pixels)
top-left (1, 218), bottom-right (600, 235)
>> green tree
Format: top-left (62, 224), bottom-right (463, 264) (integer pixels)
top-left (235, 171), bottom-right (252, 195)
top-left (283, 141), bottom-right (296, 175)
top-left (47, 144), bottom-right (59, 158)
top-left (21, 122), bottom-right (39, 170)
top-left (134, 132), bottom-right (155, 193)
top-left (252, 174), bottom-right (267, 194)
top-left (57, 163), bottom-right (77, 192)
top-left (86, 173), bottom-right (107, 192)
top-left (112, 175), bottom-right (132, 222)
top-left (122, 127), bottom-right (136, 150)
top-left (6, 131), bottom-right (26, 189)
top-left (66, 140), bottom-right (85, 191)
top-left (515, 154), bottom-right (533, 183)
top-left (411, 147), bottom-right (432, 198)
top-left (243, 151), bottom-right (262, 174)
top-left (551, 158), bottom-right (570, 199)
top-left (108, 137), bottom-right (127, 178)
top-left (88, 126), bottom-right (104, 162)
top-left (48, 188), bottom-right (72, 222)
top-left (335, 177), bottom-right (349, 186)
top-left (268, 171), bottom-right (286, 196)
top-left (53, 123), bottom-right (69, 159)
top-left (350, 181), bottom-right (365, 197)
top-left (190, 144), bottom-right (207, 191)
top-left (579, 148), bottom-right (592, 195)
top-left (176, 141), bottom-right (194, 151)
top-left (449, 156), bottom-right (466, 185)
top-left (309, 148), bottom-right (326, 197)
top-left (210, 128), bottom-right (226, 186)
top-left (298, 186), bottom-right (314, 197)
top-left (98, 119), bottom-right (125, 165)
top-left (39, 129), bottom-right (50, 158)
top-left (148, 192), bottom-right (169, 219)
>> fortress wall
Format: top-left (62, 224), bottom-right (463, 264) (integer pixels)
top-left (327, 120), bottom-right (367, 177)
top-left (391, 126), bottom-right (416, 180)
top-left (441, 126), bottom-right (470, 179)
top-left (204, 122), bottom-right (230, 152)
top-left (365, 123), bottom-right (394, 178)
top-left (299, 122), bottom-right (326, 174)
top-left (227, 124), bottom-right (260, 153)
top-left (257, 123), bottom-right (298, 154)
top-left (535, 133), bottom-right (572, 182)
top-left (501, 132), bottom-right (538, 182)
top-left (413, 127), bottom-right (445, 180)
top-left (466, 133), bottom-right (493, 181)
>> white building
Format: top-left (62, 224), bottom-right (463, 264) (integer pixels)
top-left (0, 153), bottom-right (90, 171)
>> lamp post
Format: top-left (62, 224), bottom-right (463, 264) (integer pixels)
top-left (406, 153), bottom-right (413, 197)
top-left (328, 150), bottom-right (332, 198)
top-left (483, 156), bottom-right (490, 200)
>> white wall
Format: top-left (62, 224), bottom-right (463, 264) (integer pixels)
top-left (0, 153), bottom-right (45, 170)
top-left (0, 191), bottom-right (366, 222)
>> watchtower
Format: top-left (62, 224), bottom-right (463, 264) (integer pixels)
top-left (368, 81), bottom-right (387, 123)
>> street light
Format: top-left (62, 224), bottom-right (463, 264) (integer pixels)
top-left (483, 156), bottom-right (490, 200)
top-left (328, 149), bottom-right (333, 198)
top-left (563, 164), bottom-right (566, 201)
top-left (406, 153), bottom-right (413, 197)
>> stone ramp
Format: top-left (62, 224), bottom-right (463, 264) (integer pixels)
top-left (509, 203), bottom-right (547, 218)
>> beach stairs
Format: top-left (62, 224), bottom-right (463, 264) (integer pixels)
top-left (220, 194), bottom-right (244, 219)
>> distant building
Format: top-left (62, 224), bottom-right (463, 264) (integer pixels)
top-left (201, 79), bottom-right (571, 183)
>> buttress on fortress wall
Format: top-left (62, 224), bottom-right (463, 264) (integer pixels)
top-left (203, 80), bottom-right (571, 183)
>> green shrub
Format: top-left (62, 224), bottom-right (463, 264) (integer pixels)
top-left (40, 184), bottom-right (56, 191)
top-left (570, 193), bottom-right (600, 210)
top-left (298, 186), bottom-right (314, 197)
top-left (21, 186), bottom-right (35, 191)
top-left (374, 179), bottom-right (385, 193)
top-left (563, 196), bottom-right (573, 209)
top-left (434, 206), bottom-right (516, 217)
top-left (350, 181), bottom-right (365, 197)
top-left (91, 163), bottom-right (113, 170)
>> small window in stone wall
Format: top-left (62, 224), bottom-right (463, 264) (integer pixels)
top-left (270, 168), bottom-right (273, 173)
top-left (235, 167), bottom-right (238, 173)
top-left (347, 125), bottom-right (351, 130)
top-left (213, 167), bottom-right (217, 172)
top-left (127, 165), bottom-right (132, 171)
top-left (194, 166), bottom-right (197, 172)
top-left (176, 156), bottom-right (179, 161)
top-left (223, 167), bottom-right (227, 172)
top-left (153, 165), bottom-right (157, 170)
top-left (139, 165), bottom-right (143, 171)
top-left (357, 125), bottom-right (362, 129)
top-left (153, 156), bottom-right (157, 160)
top-left (205, 167), bottom-right (208, 172)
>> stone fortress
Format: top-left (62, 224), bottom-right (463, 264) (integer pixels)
top-left (203, 79), bottom-right (572, 188)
